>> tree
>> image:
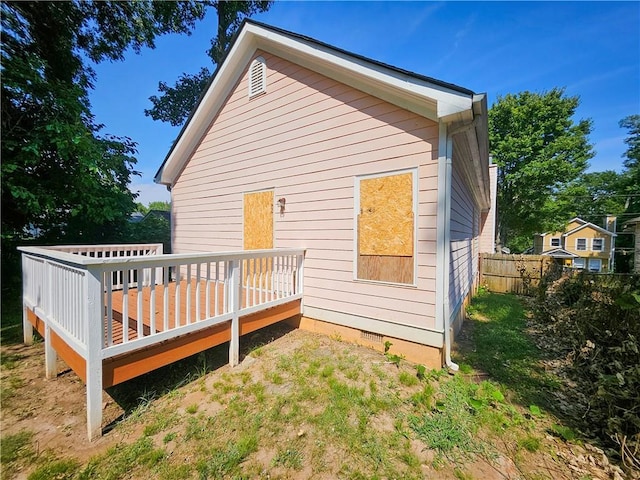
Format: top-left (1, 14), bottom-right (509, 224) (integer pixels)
top-left (1, 1), bottom-right (206, 245)
top-left (619, 115), bottom-right (640, 216)
top-left (145, 1), bottom-right (272, 126)
top-left (556, 170), bottom-right (627, 223)
top-left (147, 201), bottom-right (172, 212)
top-left (489, 88), bottom-right (594, 251)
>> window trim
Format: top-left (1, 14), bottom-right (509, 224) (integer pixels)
top-left (353, 168), bottom-right (418, 287)
top-left (248, 56), bottom-right (267, 98)
top-left (591, 238), bottom-right (604, 252)
top-left (575, 238), bottom-right (587, 251)
top-left (550, 237), bottom-right (561, 247)
top-left (588, 258), bottom-right (602, 272)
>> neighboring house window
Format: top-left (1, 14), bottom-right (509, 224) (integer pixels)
top-left (248, 56), bottom-right (267, 97)
top-left (576, 238), bottom-right (587, 251)
top-left (573, 258), bottom-right (585, 269)
top-left (355, 169), bottom-right (416, 285)
top-left (550, 237), bottom-right (560, 247)
top-left (588, 258), bottom-right (602, 272)
top-left (592, 238), bottom-right (604, 251)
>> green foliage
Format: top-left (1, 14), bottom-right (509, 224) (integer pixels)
top-left (146, 2), bottom-right (273, 126)
top-left (489, 88), bottom-right (593, 251)
top-left (197, 434), bottom-right (258, 479)
top-left (537, 271), bottom-right (640, 462)
top-left (1, 1), bottom-right (205, 284)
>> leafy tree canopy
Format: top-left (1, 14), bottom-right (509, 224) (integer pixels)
top-left (619, 115), bottom-right (640, 216)
top-left (1, 1), bottom-right (206, 245)
top-left (489, 88), bottom-right (593, 251)
top-left (145, 1), bottom-right (272, 126)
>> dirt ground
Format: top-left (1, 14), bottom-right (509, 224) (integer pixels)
top-left (1, 323), bottom-right (634, 480)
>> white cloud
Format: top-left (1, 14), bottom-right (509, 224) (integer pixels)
top-left (130, 182), bottom-right (171, 206)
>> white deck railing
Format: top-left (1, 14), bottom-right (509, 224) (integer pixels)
top-left (19, 244), bottom-right (305, 440)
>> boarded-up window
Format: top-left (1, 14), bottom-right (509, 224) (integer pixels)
top-left (243, 190), bottom-right (273, 250)
top-left (357, 171), bottom-right (415, 284)
top-left (244, 190), bottom-right (273, 287)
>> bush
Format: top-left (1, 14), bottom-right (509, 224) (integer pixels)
top-left (536, 271), bottom-right (640, 470)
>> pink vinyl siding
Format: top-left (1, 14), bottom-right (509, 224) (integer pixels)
top-left (449, 159), bottom-right (479, 318)
top-left (171, 51), bottom-right (441, 331)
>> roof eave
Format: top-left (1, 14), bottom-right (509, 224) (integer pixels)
top-left (155, 20), bottom-right (478, 187)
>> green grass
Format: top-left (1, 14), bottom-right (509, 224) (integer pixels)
top-left (457, 290), bottom-right (558, 407)
top-left (2, 293), bottom-right (586, 479)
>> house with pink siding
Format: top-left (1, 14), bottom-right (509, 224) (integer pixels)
top-left (155, 20), bottom-right (492, 369)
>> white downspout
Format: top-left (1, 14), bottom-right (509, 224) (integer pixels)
top-left (442, 131), bottom-right (458, 372)
top-left (437, 122), bottom-right (458, 372)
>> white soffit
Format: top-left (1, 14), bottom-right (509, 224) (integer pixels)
top-left (157, 23), bottom-right (474, 185)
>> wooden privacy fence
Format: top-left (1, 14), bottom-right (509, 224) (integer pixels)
top-left (479, 254), bottom-right (553, 295)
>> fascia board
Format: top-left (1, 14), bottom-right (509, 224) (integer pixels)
top-left (563, 222), bottom-right (617, 238)
top-left (157, 23), bottom-right (474, 185)
top-left (256, 26), bottom-right (472, 121)
top-left (157, 29), bottom-right (258, 185)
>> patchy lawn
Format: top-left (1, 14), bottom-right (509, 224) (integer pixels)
top-left (1, 290), bottom-right (633, 479)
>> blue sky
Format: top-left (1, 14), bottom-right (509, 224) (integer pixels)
top-left (88, 1), bottom-right (640, 205)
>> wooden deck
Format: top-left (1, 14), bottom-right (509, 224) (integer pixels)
top-left (27, 279), bottom-right (301, 388)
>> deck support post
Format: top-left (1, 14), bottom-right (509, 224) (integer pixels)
top-left (229, 259), bottom-right (240, 367)
top-left (21, 256), bottom-right (34, 345)
top-left (22, 306), bottom-right (33, 346)
top-left (85, 268), bottom-right (104, 440)
top-left (44, 324), bottom-right (58, 379)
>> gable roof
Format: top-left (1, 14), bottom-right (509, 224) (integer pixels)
top-left (541, 248), bottom-right (578, 258)
top-left (563, 221), bottom-right (616, 237)
top-left (155, 20), bottom-right (487, 190)
top-left (537, 217), bottom-right (591, 237)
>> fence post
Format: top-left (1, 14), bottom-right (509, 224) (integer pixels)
top-left (44, 261), bottom-right (57, 379)
top-left (85, 267), bottom-right (104, 440)
top-left (228, 259), bottom-right (240, 367)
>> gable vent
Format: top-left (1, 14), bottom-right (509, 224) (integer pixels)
top-left (248, 56), bottom-right (266, 98)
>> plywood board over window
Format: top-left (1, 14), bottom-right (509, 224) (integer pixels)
top-left (243, 190), bottom-right (274, 287)
top-left (357, 171), bottom-right (415, 284)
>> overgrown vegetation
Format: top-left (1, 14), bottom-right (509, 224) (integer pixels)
top-left (536, 270), bottom-right (640, 470)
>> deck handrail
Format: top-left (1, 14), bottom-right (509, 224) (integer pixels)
top-left (20, 244), bottom-right (305, 440)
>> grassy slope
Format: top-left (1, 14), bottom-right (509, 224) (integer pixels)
top-left (2, 290), bottom-right (618, 480)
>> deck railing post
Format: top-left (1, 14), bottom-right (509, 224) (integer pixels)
top-left (21, 255), bottom-right (34, 345)
top-left (228, 259), bottom-right (240, 367)
top-left (296, 253), bottom-right (305, 300)
top-left (44, 260), bottom-right (57, 379)
top-left (85, 266), bottom-right (104, 440)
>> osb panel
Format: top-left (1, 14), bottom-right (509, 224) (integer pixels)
top-left (359, 173), bottom-right (413, 256)
top-left (244, 190), bottom-right (274, 286)
top-left (243, 190), bottom-right (274, 250)
top-left (357, 255), bottom-right (414, 284)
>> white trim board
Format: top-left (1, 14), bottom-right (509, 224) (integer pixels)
top-left (303, 305), bottom-right (444, 348)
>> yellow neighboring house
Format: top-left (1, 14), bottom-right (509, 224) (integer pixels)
top-left (533, 217), bottom-right (617, 272)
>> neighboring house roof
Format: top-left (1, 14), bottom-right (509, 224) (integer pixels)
top-left (541, 248), bottom-right (578, 258)
top-left (563, 221), bottom-right (616, 237)
top-left (129, 212), bottom-right (144, 223)
top-left (143, 210), bottom-right (171, 222)
top-left (537, 217), bottom-right (611, 237)
top-left (623, 216), bottom-right (640, 226)
top-left (154, 20), bottom-right (490, 209)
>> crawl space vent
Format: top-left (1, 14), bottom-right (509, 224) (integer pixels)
top-left (360, 330), bottom-right (383, 344)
